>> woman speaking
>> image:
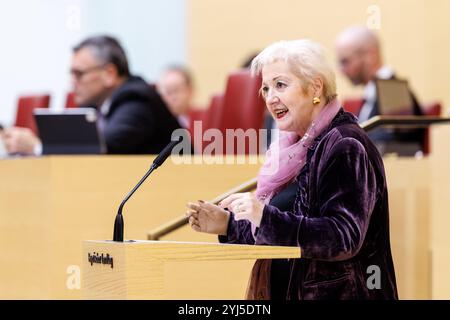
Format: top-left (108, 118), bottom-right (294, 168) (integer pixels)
top-left (187, 39), bottom-right (398, 300)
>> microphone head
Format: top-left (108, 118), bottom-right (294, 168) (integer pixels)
top-left (152, 136), bottom-right (182, 168)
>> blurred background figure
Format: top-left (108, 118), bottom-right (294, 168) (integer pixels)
top-left (241, 51), bottom-right (260, 69)
top-left (335, 26), bottom-right (424, 155)
top-left (157, 65), bottom-right (196, 129)
top-left (1, 35), bottom-right (181, 155)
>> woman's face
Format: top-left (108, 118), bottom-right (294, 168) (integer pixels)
top-left (261, 60), bottom-right (318, 136)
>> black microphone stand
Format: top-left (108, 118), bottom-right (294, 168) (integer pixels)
top-left (113, 163), bottom-right (157, 242)
top-left (112, 137), bottom-right (182, 242)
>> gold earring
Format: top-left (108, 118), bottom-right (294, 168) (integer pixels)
top-left (313, 97), bottom-right (321, 105)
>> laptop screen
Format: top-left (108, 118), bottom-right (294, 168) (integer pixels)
top-left (375, 79), bottom-right (414, 116)
top-left (34, 108), bottom-right (105, 155)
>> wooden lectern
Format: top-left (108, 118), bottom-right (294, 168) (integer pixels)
top-left (82, 240), bottom-right (301, 299)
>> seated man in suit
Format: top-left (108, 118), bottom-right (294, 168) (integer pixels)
top-left (335, 26), bottom-right (424, 155)
top-left (3, 35), bottom-right (181, 155)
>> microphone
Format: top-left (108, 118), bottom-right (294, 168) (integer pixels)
top-left (113, 137), bottom-right (182, 242)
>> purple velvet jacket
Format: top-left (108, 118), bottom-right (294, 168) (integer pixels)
top-left (220, 109), bottom-right (398, 300)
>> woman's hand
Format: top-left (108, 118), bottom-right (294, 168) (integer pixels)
top-left (186, 201), bottom-right (230, 235)
top-left (219, 192), bottom-right (264, 227)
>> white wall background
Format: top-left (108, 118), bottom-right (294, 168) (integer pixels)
top-left (0, 0), bottom-right (186, 126)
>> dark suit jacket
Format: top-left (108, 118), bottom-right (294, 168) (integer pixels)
top-left (100, 76), bottom-right (182, 154)
top-left (220, 109), bottom-right (398, 300)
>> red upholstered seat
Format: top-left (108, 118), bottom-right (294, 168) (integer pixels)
top-left (65, 92), bottom-right (78, 108)
top-left (204, 94), bottom-right (224, 131)
top-left (342, 97), bottom-right (364, 117)
top-left (422, 101), bottom-right (442, 155)
top-left (188, 108), bottom-right (207, 131)
top-left (218, 69), bottom-right (266, 154)
top-left (219, 69), bottom-right (265, 131)
top-left (15, 94), bottom-right (51, 135)
top-left (187, 108), bottom-right (208, 153)
top-left (423, 101), bottom-right (441, 117)
top-left (188, 94), bottom-right (224, 154)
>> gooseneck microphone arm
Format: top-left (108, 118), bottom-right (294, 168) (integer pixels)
top-left (113, 137), bottom-right (181, 242)
top-left (113, 164), bottom-right (157, 242)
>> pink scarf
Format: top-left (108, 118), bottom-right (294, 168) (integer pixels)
top-left (256, 99), bottom-right (341, 203)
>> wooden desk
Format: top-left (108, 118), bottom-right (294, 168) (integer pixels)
top-left (429, 125), bottom-right (450, 299)
top-left (0, 155), bottom-right (261, 299)
top-left (82, 240), bottom-right (300, 299)
top-left (1, 124), bottom-right (449, 299)
top-left (382, 124), bottom-right (450, 299)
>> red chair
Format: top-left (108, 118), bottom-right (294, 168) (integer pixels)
top-left (188, 94), bottom-right (224, 154)
top-left (342, 97), bottom-right (364, 116)
top-left (187, 108), bottom-right (208, 153)
top-left (422, 101), bottom-right (442, 155)
top-left (204, 94), bottom-right (224, 131)
top-left (65, 92), bottom-right (78, 108)
top-left (15, 94), bottom-right (51, 135)
top-left (188, 109), bottom-right (207, 130)
top-left (219, 69), bottom-right (266, 154)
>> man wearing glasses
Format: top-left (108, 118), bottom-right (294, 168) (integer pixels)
top-left (2, 35), bottom-right (181, 155)
top-left (334, 26), bottom-right (424, 156)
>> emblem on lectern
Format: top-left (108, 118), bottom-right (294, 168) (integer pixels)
top-left (87, 252), bottom-right (114, 269)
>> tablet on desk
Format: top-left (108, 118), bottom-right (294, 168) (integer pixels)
top-left (34, 108), bottom-right (106, 155)
top-left (375, 79), bottom-right (415, 116)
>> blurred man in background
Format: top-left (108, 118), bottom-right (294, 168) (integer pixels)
top-left (2, 35), bottom-right (181, 155)
top-left (335, 25), bottom-right (424, 155)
